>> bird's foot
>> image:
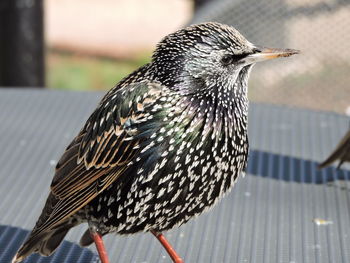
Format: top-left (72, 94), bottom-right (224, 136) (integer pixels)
top-left (89, 225), bottom-right (110, 263)
top-left (151, 230), bottom-right (184, 263)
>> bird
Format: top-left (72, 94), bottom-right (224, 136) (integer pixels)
top-left (319, 128), bottom-right (350, 169)
top-left (12, 22), bottom-right (298, 263)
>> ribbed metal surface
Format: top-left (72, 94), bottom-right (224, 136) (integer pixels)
top-left (0, 89), bottom-right (349, 263)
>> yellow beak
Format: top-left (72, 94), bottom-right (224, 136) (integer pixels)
top-left (246, 47), bottom-right (300, 64)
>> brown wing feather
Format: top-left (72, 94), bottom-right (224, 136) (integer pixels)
top-left (36, 168), bottom-right (127, 235)
top-left (78, 81), bottom-right (163, 169)
top-left (30, 81), bottom-right (165, 238)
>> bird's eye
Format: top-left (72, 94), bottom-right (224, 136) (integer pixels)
top-left (221, 55), bottom-right (234, 66)
top-left (253, 48), bottom-right (262, 53)
top-left (221, 54), bottom-right (248, 66)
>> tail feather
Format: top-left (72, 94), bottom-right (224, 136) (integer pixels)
top-left (12, 191), bottom-right (75, 262)
top-left (12, 232), bottom-right (46, 263)
top-left (39, 227), bottom-right (70, 256)
top-left (12, 226), bottom-right (72, 263)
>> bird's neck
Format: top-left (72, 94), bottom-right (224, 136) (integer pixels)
top-left (182, 65), bottom-right (251, 123)
top-left (149, 63), bottom-right (252, 138)
top-left (174, 68), bottom-right (251, 144)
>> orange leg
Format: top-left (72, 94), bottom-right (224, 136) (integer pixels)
top-left (151, 230), bottom-right (184, 263)
top-left (89, 226), bottom-right (110, 263)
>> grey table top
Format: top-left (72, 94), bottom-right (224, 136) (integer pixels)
top-left (0, 88), bottom-right (349, 263)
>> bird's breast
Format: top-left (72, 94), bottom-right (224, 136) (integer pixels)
top-left (85, 97), bottom-right (249, 234)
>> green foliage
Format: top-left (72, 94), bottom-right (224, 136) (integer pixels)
top-left (47, 52), bottom-right (151, 90)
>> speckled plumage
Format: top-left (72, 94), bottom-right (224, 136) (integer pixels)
top-left (13, 22), bottom-right (298, 263)
top-left (78, 22), bottom-right (252, 238)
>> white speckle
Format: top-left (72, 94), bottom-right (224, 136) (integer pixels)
top-left (175, 163), bottom-right (181, 171)
top-left (179, 176), bottom-right (186, 186)
top-left (159, 158), bottom-right (167, 168)
top-left (170, 189), bottom-right (182, 203)
top-left (157, 188), bottom-right (166, 198)
top-left (108, 209), bottom-right (113, 218)
top-left (185, 156), bottom-right (191, 165)
top-left (167, 181), bottom-right (174, 193)
top-left (117, 210), bottom-right (123, 219)
top-left (100, 117), bottom-right (105, 126)
top-left (107, 196), bottom-right (115, 206)
top-left (174, 156), bottom-right (180, 163)
top-left (189, 182), bottom-right (195, 191)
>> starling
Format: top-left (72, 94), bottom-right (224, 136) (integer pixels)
top-left (319, 129), bottom-right (350, 169)
top-left (12, 22), bottom-right (298, 263)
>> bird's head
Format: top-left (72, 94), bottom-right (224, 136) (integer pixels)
top-left (152, 22), bottom-right (298, 97)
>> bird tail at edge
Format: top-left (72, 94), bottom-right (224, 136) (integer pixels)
top-left (318, 130), bottom-right (350, 169)
top-left (12, 226), bottom-right (71, 263)
top-left (318, 146), bottom-right (345, 169)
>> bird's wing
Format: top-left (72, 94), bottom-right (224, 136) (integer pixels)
top-left (318, 130), bottom-right (350, 169)
top-left (33, 81), bottom-right (167, 235)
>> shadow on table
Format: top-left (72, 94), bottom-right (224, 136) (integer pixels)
top-left (248, 149), bottom-right (350, 184)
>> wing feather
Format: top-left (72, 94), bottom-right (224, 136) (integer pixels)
top-left (30, 81), bottom-right (167, 238)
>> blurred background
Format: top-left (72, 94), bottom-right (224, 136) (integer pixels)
top-left (0, 0), bottom-right (349, 115)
